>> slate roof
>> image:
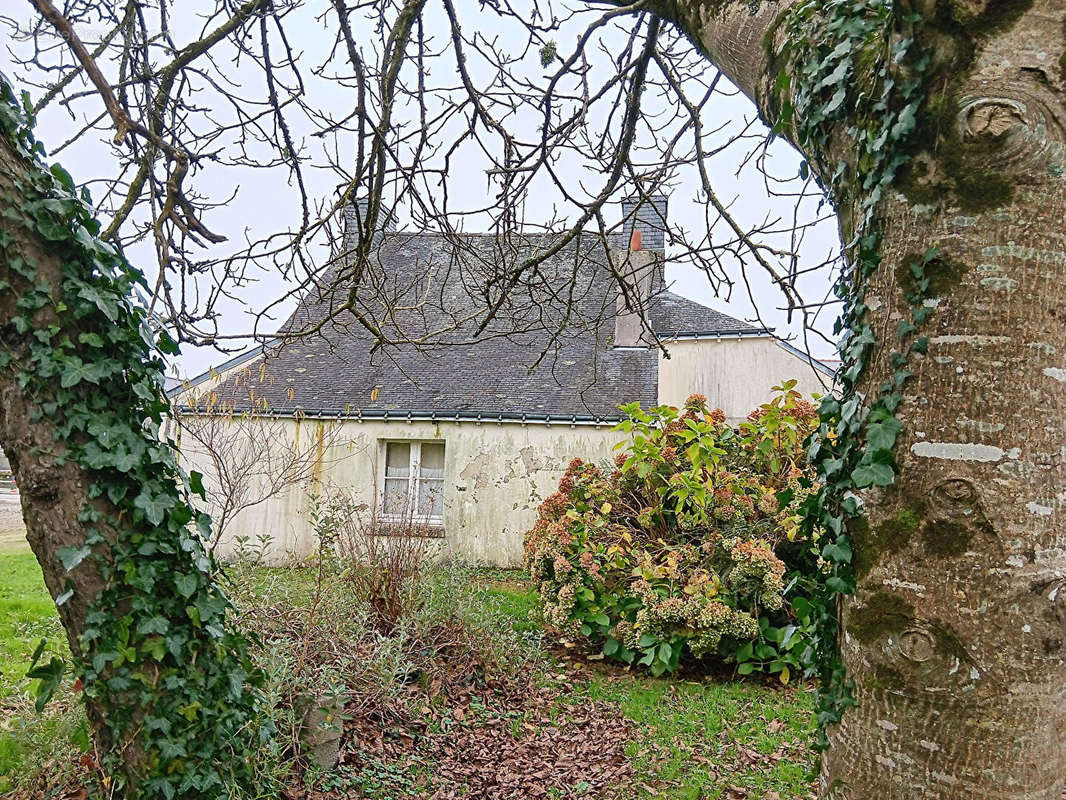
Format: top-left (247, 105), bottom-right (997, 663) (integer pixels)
top-left (650, 292), bottom-right (763, 337)
top-left (187, 232), bottom-right (763, 419)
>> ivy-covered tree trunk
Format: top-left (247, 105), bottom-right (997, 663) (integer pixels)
top-left (658, 0), bottom-right (1066, 796)
top-left (0, 80), bottom-right (260, 796)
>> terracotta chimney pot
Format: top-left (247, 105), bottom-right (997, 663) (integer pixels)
top-left (630, 228), bottom-right (642, 251)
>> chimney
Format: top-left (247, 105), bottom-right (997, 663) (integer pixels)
top-left (620, 193), bottom-right (668, 252)
top-left (344, 197), bottom-right (398, 251)
top-left (613, 195), bottom-right (664, 347)
top-left (612, 251), bottom-right (659, 348)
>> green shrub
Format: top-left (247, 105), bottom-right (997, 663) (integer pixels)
top-left (524, 383), bottom-right (823, 678)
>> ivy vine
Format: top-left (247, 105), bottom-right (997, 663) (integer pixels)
top-left (768, 0), bottom-right (937, 748)
top-left (0, 74), bottom-right (264, 797)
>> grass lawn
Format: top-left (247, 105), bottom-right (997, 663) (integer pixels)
top-left (0, 535), bottom-right (84, 797)
top-left (0, 544), bottom-right (816, 799)
top-left (484, 575), bottom-right (817, 799)
top-left (0, 541), bottom-right (66, 700)
top-left (580, 674), bottom-right (814, 798)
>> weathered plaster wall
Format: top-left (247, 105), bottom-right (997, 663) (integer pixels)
top-left (172, 335), bottom-right (830, 565)
top-left (657, 336), bottom-right (831, 420)
top-left (177, 417), bottom-right (622, 566)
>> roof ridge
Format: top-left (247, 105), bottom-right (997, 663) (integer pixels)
top-left (650, 290), bottom-right (762, 334)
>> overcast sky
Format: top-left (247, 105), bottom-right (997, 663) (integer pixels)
top-left (1, 1), bottom-right (842, 380)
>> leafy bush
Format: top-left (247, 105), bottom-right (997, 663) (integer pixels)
top-left (524, 383), bottom-right (822, 678)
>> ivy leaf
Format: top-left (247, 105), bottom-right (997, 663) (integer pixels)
top-left (77, 284), bottom-right (118, 321)
top-left (86, 419), bottom-right (121, 449)
top-left (112, 450), bottom-right (140, 473)
top-left (865, 418), bottom-right (902, 452)
top-left (818, 58), bottom-right (850, 90)
top-left (143, 637), bottom-right (167, 661)
top-left (59, 357), bottom-right (100, 388)
top-left (134, 490), bottom-right (175, 525)
top-left (35, 216), bottom-right (69, 241)
top-left (137, 615), bottom-right (170, 636)
top-left (851, 462), bottom-right (895, 488)
top-left (821, 457), bottom-right (844, 477)
top-left (824, 86), bottom-right (847, 114)
top-left (49, 162), bottom-right (75, 191)
top-left (822, 537), bottom-right (853, 563)
top-left (57, 545), bottom-right (91, 572)
top-left (188, 471), bottom-right (207, 500)
top-left (826, 575), bottom-right (855, 594)
top-left (890, 102), bottom-right (917, 138)
top-left (25, 640), bottom-right (66, 713)
top-left (157, 330), bottom-right (180, 356)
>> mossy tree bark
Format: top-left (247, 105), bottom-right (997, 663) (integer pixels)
top-left (657, 0), bottom-right (1066, 796)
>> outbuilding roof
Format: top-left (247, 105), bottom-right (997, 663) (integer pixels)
top-left (181, 232), bottom-right (764, 419)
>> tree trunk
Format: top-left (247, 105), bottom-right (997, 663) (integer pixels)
top-left (660, 0), bottom-right (1066, 796)
top-left (0, 78), bottom-right (257, 797)
top-left (0, 88), bottom-right (117, 758)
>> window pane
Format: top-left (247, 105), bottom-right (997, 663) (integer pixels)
top-left (385, 442), bottom-right (410, 477)
top-left (383, 477), bottom-right (409, 516)
top-left (417, 478), bottom-right (445, 518)
top-left (419, 442), bottom-right (445, 479)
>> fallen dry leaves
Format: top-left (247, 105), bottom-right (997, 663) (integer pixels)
top-left (423, 689), bottom-right (635, 798)
top-left (301, 659), bottom-right (644, 800)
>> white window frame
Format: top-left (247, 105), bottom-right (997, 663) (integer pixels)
top-left (377, 440), bottom-right (446, 526)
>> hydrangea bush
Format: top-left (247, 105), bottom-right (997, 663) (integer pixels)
top-left (524, 383), bottom-right (822, 677)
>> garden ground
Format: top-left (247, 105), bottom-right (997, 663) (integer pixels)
top-left (0, 521), bottom-right (817, 799)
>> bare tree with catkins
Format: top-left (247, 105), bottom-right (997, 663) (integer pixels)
top-left (2, 0), bottom-right (1065, 796)
top-left (173, 380), bottom-right (354, 553)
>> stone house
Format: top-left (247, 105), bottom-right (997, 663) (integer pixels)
top-left (171, 198), bottom-right (832, 565)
